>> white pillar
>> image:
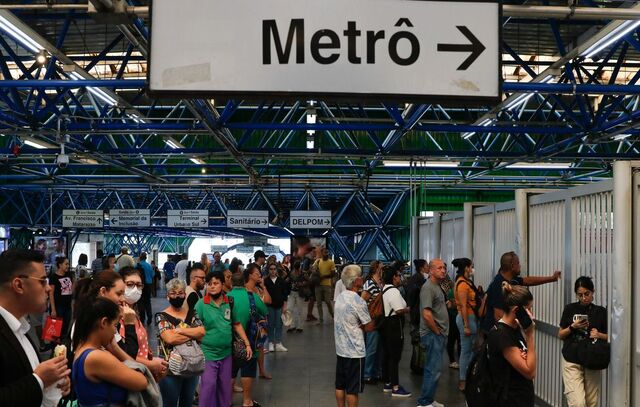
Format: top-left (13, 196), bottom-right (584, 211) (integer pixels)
top-left (515, 189), bottom-right (529, 275)
top-left (433, 212), bottom-right (442, 259)
top-left (610, 161), bottom-right (632, 407)
top-left (463, 203), bottom-right (473, 259)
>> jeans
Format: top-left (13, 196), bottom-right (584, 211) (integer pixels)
top-left (417, 331), bottom-right (446, 406)
top-left (288, 291), bottom-right (303, 329)
top-left (268, 306), bottom-right (283, 343)
top-left (456, 313), bottom-right (478, 381)
top-left (159, 374), bottom-right (199, 407)
top-left (364, 330), bottom-right (382, 379)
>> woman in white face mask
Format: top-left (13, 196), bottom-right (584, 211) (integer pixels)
top-left (119, 266), bottom-right (169, 381)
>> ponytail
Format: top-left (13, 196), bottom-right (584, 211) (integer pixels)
top-left (501, 281), bottom-right (533, 312)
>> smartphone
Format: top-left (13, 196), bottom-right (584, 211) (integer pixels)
top-left (572, 314), bottom-right (589, 323)
top-left (516, 306), bottom-right (533, 330)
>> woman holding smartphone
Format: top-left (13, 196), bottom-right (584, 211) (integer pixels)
top-left (487, 281), bottom-right (535, 407)
top-left (558, 276), bottom-right (607, 407)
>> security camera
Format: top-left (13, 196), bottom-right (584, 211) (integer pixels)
top-left (56, 153), bottom-right (69, 169)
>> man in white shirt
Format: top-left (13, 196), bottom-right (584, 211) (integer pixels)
top-left (333, 265), bottom-right (376, 407)
top-left (0, 249), bottom-right (71, 407)
top-left (174, 253), bottom-right (190, 282)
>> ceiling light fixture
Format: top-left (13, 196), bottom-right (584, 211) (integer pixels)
top-left (582, 20), bottom-right (640, 59)
top-left (0, 14), bottom-right (43, 53)
top-left (506, 162), bottom-right (572, 170)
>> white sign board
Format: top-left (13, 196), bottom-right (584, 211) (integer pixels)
top-left (290, 210), bottom-right (332, 229)
top-left (167, 210), bottom-right (209, 228)
top-left (149, 0), bottom-right (500, 101)
top-left (62, 209), bottom-right (104, 228)
top-left (109, 209), bottom-right (151, 228)
top-left (227, 210), bottom-right (269, 229)
top-left (244, 236), bottom-right (269, 246)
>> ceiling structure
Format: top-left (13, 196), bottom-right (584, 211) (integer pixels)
top-left (0, 0), bottom-right (639, 260)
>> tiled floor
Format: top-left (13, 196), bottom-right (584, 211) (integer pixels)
top-left (149, 293), bottom-right (468, 407)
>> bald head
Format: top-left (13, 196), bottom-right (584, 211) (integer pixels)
top-left (428, 258), bottom-right (446, 282)
top-left (499, 251), bottom-right (521, 276)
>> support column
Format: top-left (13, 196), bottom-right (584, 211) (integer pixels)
top-left (433, 212), bottom-right (442, 260)
top-left (515, 189), bottom-right (529, 275)
top-left (463, 203), bottom-right (473, 259)
top-left (610, 161), bottom-right (632, 407)
top-left (410, 215), bottom-right (419, 271)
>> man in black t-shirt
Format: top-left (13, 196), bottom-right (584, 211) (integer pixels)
top-left (184, 263), bottom-right (205, 313)
top-left (481, 252), bottom-right (561, 334)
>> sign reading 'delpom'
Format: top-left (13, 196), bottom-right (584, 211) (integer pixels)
top-left (290, 210), bottom-right (332, 229)
top-left (149, 0), bottom-right (500, 101)
top-left (167, 210), bottom-right (209, 228)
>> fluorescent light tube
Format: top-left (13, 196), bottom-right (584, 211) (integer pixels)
top-left (382, 160), bottom-right (459, 167)
top-left (0, 15), bottom-right (43, 53)
top-left (506, 162), bottom-right (572, 170)
top-left (164, 139), bottom-right (181, 149)
top-left (582, 20), bottom-right (640, 59)
top-left (23, 138), bottom-right (53, 149)
top-left (612, 134), bottom-right (631, 141)
top-left (190, 158), bottom-right (205, 165)
top-left (462, 118), bottom-right (493, 139)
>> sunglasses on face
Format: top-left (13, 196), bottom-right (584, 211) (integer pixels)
top-left (18, 275), bottom-right (49, 287)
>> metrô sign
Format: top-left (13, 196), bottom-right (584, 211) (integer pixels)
top-left (109, 209), bottom-right (151, 228)
top-left (167, 210), bottom-right (209, 228)
top-left (227, 210), bottom-right (269, 229)
top-left (62, 210), bottom-right (104, 228)
top-left (149, 0), bottom-right (500, 102)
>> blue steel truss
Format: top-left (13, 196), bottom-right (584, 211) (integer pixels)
top-left (1, 2), bottom-right (640, 260)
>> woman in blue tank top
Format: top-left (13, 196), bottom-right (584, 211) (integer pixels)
top-left (72, 298), bottom-right (148, 406)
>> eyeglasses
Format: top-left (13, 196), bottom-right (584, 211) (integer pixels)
top-left (18, 275), bottom-right (49, 287)
top-left (125, 282), bottom-right (143, 289)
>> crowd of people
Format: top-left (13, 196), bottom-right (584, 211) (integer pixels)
top-left (0, 244), bottom-right (609, 407)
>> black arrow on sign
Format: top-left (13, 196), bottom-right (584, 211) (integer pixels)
top-left (437, 26), bottom-right (485, 71)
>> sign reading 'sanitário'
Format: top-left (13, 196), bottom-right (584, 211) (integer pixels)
top-left (149, 0), bottom-right (500, 101)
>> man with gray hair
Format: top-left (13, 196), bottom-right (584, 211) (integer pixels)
top-left (116, 246), bottom-right (135, 270)
top-left (334, 265), bottom-right (376, 407)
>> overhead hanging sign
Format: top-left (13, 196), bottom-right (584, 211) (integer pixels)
top-left (149, 0), bottom-right (500, 101)
top-left (227, 210), bottom-right (269, 229)
top-left (244, 236), bottom-right (269, 246)
top-left (62, 209), bottom-right (104, 228)
top-left (167, 210), bottom-right (209, 228)
top-left (109, 209), bottom-right (151, 228)
top-left (290, 210), bottom-right (332, 229)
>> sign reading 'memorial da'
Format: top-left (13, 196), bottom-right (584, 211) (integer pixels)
top-left (149, 0), bottom-right (500, 102)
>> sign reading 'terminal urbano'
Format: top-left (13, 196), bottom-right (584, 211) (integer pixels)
top-left (290, 210), bottom-right (332, 229)
top-left (167, 210), bottom-right (209, 228)
top-left (149, 0), bottom-right (500, 101)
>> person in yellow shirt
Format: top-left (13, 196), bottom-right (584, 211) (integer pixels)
top-left (314, 248), bottom-right (336, 323)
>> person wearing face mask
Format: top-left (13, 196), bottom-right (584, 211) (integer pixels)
top-left (119, 267), bottom-right (169, 382)
top-left (72, 298), bottom-right (148, 407)
top-left (155, 278), bottom-right (205, 407)
top-left (452, 257), bottom-right (484, 391)
top-left (196, 272), bottom-right (252, 407)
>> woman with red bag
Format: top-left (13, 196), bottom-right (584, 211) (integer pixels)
top-left (48, 257), bottom-right (73, 341)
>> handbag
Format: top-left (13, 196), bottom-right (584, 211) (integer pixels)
top-left (577, 338), bottom-right (610, 370)
top-left (247, 292), bottom-right (268, 350)
top-left (158, 312), bottom-right (205, 376)
top-left (227, 296), bottom-right (249, 364)
top-left (42, 315), bottom-right (63, 342)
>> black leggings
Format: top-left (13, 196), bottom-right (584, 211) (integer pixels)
top-left (380, 316), bottom-right (404, 386)
top-left (447, 311), bottom-right (460, 362)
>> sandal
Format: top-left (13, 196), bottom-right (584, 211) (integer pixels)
top-left (259, 373), bottom-right (272, 380)
top-left (242, 401), bottom-right (261, 407)
top-left (233, 385), bottom-right (243, 393)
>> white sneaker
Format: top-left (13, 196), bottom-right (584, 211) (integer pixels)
top-left (417, 402), bottom-right (444, 407)
top-left (449, 361), bottom-right (459, 369)
top-left (275, 343), bottom-right (288, 352)
top-left (267, 343), bottom-right (274, 352)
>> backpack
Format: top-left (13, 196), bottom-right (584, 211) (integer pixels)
top-left (157, 311), bottom-right (205, 376)
top-left (375, 286), bottom-right (399, 330)
top-left (455, 278), bottom-right (484, 318)
top-left (464, 325), bottom-right (509, 407)
top-left (246, 291), bottom-right (268, 350)
top-left (367, 288), bottom-right (384, 325)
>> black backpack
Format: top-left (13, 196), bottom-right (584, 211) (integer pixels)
top-left (464, 326), bottom-right (509, 407)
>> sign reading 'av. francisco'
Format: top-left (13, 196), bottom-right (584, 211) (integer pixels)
top-left (62, 210), bottom-right (104, 228)
top-left (149, 0), bottom-right (500, 101)
top-left (290, 210), bottom-right (332, 229)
